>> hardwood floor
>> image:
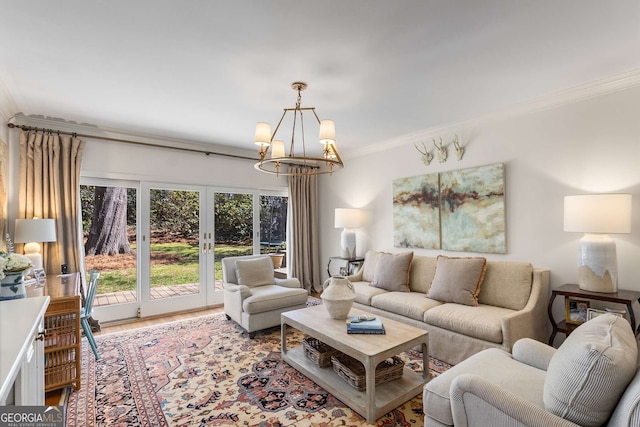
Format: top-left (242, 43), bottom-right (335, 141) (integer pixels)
top-left (95, 305), bottom-right (225, 335)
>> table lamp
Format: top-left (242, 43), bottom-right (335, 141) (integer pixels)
top-left (14, 218), bottom-right (57, 272)
top-left (335, 208), bottom-right (361, 259)
top-left (563, 194), bottom-right (632, 293)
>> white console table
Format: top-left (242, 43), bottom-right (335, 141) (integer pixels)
top-left (0, 295), bottom-right (50, 405)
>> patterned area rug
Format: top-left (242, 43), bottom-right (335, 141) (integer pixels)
top-left (66, 303), bottom-right (451, 426)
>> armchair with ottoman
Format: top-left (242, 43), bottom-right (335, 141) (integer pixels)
top-left (222, 254), bottom-right (308, 338)
top-left (423, 313), bottom-right (640, 426)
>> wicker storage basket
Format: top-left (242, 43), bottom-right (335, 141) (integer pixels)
top-left (44, 298), bottom-right (81, 391)
top-left (331, 353), bottom-right (404, 391)
top-left (302, 336), bottom-right (340, 368)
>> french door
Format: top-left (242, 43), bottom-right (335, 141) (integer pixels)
top-left (138, 183), bottom-right (211, 317)
top-left (86, 178), bottom-right (286, 322)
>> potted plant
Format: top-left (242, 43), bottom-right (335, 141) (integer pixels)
top-left (0, 251), bottom-right (33, 300)
top-left (269, 242), bottom-right (286, 269)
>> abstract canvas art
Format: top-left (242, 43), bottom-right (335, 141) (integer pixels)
top-left (392, 173), bottom-right (440, 249)
top-left (440, 163), bottom-right (505, 253)
top-left (393, 163), bottom-right (506, 253)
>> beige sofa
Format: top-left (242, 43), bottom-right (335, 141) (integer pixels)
top-left (346, 251), bottom-right (550, 365)
top-left (423, 314), bottom-right (640, 427)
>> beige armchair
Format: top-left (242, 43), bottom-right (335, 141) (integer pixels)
top-left (222, 254), bottom-right (308, 338)
top-left (423, 314), bottom-right (640, 426)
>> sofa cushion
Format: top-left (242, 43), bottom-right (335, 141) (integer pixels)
top-left (370, 291), bottom-right (442, 322)
top-left (426, 256), bottom-right (487, 306)
top-left (478, 261), bottom-right (533, 310)
top-left (242, 285), bottom-right (308, 314)
top-left (424, 348), bottom-right (547, 426)
top-left (370, 251), bottom-right (413, 292)
top-left (408, 256), bottom-right (437, 293)
top-left (424, 303), bottom-right (513, 343)
top-left (361, 250), bottom-right (381, 282)
top-left (543, 314), bottom-right (638, 427)
top-left (235, 257), bottom-right (275, 287)
top-left (351, 281), bottom-right (388, 305)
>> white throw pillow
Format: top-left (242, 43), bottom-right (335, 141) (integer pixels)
top-left (235, 257), bottom-right (275, 287)
top-left (543, 314), bottom-right (638, 426)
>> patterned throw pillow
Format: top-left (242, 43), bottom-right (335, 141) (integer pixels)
top-left (543, 314), bottom-right (637, 426)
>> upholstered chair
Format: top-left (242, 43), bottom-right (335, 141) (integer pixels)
top-left (424, 314), bottom-right (640, 426)
top-left (222, 254), bottom-right (308, 338)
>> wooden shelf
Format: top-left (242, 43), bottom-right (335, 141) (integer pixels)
top-left (27, 273), bottom-right (82, 392)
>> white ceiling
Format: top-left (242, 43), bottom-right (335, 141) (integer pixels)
top-left (1, 1), bottom-right (639, 156)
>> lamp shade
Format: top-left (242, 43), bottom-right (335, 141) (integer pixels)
top-left (254, 122), bottom-right (271, 147)
top-left (334, 208), bottom-right (361, 229)
top-left (564, 194), bottom-right (632, 234)
top-left (14, 218), bottom-right (57, 243)
top-left (319, 119), bottom-right (336, 145)
top-left (271, 140), bottom-right (285, 158)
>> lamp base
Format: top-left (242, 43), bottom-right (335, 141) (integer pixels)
top-left (577, 234), bottom-right (618, 293)
top-left (578, 265), bottom-right (616, 293)
top-left (340, 229), bottom-right (356, 259)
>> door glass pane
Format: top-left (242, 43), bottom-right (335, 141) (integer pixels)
top-left (213, 193), bottom-right (253, 290)
top-left (81, 185), bottom-right (137, 307)
top-left (260, 196), bottom-right (288, 270)
top-left (149, 189), bottom-right (200, 299)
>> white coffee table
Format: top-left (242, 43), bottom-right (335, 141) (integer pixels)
top-left (281, 305), bottom-right (429, 423)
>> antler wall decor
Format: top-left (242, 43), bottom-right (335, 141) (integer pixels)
top-left (434, 138), bottom-right (448, 163)
top-left (453, 135), bottom-right (465, 161)
top-left (414, 141), bottom-right (434, 165)
top-left (415, 135), bottom-right (465, 166)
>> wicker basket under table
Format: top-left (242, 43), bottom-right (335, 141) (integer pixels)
top-left (331, 353), bottom-right (404, 391)
top-left (302, 336), bottom-right (340, 368)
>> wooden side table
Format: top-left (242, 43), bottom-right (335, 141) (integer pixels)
top-left (327, 256), bottom-right (365, 277)
top-left (548, 283), bottom-right (640, 346)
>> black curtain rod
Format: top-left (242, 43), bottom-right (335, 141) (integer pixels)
top-left (6, 122), bottom-right (256, 161)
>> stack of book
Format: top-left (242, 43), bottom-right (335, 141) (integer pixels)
top-left (346, 315), bottom-right (385, 334)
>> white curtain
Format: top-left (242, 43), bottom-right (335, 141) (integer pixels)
top-left (19, 131), bottom-right (85, 277)
top-left (288, 167), bottom-right (322, 292)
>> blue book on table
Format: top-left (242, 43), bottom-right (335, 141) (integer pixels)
top-left (346, 316), bottom-right (385, 334)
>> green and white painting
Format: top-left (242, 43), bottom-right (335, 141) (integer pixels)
top-left (393, 173), bottom-right (440, 249)
top-left (440, 163), bottom-right (505, 253)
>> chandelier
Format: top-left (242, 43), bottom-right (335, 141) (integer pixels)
top-left (254, 82), bottom-right (343, 176)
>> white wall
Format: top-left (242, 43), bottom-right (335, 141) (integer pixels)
top-left (319, 83), bottom-right (640, 323)
top-left (81, 138), bottom-right (287, 191)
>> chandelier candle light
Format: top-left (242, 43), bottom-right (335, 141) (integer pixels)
top-left (563, 194), bottom-right (632, 293)
top-left (335, 208), bottom-right (361, 259)
top-left (254, 82), bottom-right (343, 176)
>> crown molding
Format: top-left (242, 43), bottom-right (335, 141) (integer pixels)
top-left (8, 113), bottom-right (258, 160)
top-left (349, 69), bottom-right (640, 159)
